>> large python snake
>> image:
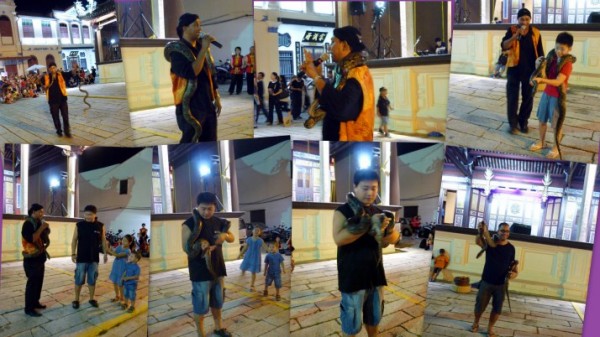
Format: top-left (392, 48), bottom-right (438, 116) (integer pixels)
top-left (78, 80), bottom-right (91, 117)
top-left (165, 40), bottom-right (202, 142)
top-left (344, 192), bottom-right (395, 248)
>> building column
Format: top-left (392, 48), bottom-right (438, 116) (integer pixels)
top-left (254, 17), bottom-right (280, 81)
top-left (380, 142), bottom-right (391, 205)
top-left (400, 1), bottom-right (416, 57)
top-left (389, 143), bottom-right (400, 206)
top-left (318, 142), bottom-right (331, 203)
top-left (158, 145), bottom-right (173, 214)
top-left (578, 164), bottom-right (597, 242)
top-left (20, 144), bottom-right (29, 212)
top-left (219, 141), bottom-right (233, 212)
top-left (228, 141), bottom-right (240, 211)
top-left (163, 0), bottom-right (184, 38)
top-left (66, 150), bottom-right (77, 218)
top-left (481, 0), bottom-right (491, 24)
top-left (95, 25), bottom-right (104, 63)
top-left (462, 180), bottom-right (472, 228)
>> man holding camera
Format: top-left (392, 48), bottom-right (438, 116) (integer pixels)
top-left (182, 192), bottom-right (235, 337)
top-left (471, 222), bottom-right (518, 337)
top-left (501, 7), bottom-right (544, 134)
top-left (333, 169), bottom-right (400, 337)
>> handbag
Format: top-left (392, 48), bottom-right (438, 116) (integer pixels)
top-left (277, 88), bottom-right (290, 99)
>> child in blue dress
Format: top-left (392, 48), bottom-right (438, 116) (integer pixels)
top-left (121, 251), bottom-right (141, 313)
top-left (239, 227), bottom-right (266, 291)
top-left (108, 234), bottom-right (134, 306)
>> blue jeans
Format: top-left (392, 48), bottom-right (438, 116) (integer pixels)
top-left (74, 262), bottom-right (98, 286)
top-left (191, 277), bottom-right (224, 315)
top-left (340, 287), bottom-right (384, 335)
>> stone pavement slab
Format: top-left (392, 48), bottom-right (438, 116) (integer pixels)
top-left (147, 256), bottom-right (291, 337)
top-left (0, 256), bottom-right (149, 337)
top-left (423, 281), bottom-right (585, 337)
top-left (0, 83), bottom-right (135, 147)
top-left (290, 245), bottom-right (432, 337)
top-left (446, 73), bottom-right (599, 163)
top-left (128, 88), bottom-right (254, 146)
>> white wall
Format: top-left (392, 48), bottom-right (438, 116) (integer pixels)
top-left (78, 148), bottom-right (152, 237)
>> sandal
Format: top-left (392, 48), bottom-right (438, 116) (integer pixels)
top-left (110, 298), bottom-right (120, 303)
top-left (127, 306), bottom-right (135, 313)
top-left (213, 328), bottom-right (232, 337)
top-left (72, 301), bottom-right (80, 309)
top-left (470, 323), bottom-right (479, 333)
top-left (275, 295), bottom-right (281, 301)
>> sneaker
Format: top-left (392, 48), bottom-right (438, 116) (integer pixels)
top-left (25, 310), bottom-right (42, 317)
top-left (529, 141), bottom-right (544, 151)
top-left (72, 301), bottom-right (80, 309)
top-left (213, 328), bottom-right (232, 337)
top-left (89, 299), bottom-right (99, 308)
top-left (34, 303), bottom-right (47, 309)
top-left (65, 131), bottom-right (72, 138)
top-left (56, 130), bottom-right (63, 137)
top-left (127, 306), bottom-right (135, 313)
top-left (520, 125), bottom-right (529, 134)
top-left (546, 147), bottom-right (559, 159)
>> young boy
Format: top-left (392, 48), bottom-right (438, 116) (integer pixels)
top-left (254, 72), bottom-right (267, 126)
top-left (121, 251), bottom-right (141, 313)
top-left (377, 87), bottom-right (392, 137)
top-left (263, 243), bottom-right (285, 300)
top-left (430, 248), bottom-right (450, 281)
top-left (529, 32), bottom-right (576, 159)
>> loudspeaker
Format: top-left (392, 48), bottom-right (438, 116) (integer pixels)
top-left (510, 223), bottom-right (531, 235)
top-left (349, 2), bottom-right (365, 16)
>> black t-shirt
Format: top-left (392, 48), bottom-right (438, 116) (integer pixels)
top-left (21, 217), bottom-right (47, 263)
top-left (183, 215), bottom-right (228, 282)
top-left (377, 96), bottom-right (390, 116)
top-left (290, 79), bottom-right (304, 96)
top-left (170, 39), bottom-right (216, 117)
top-left (47, 73), bottom-right (68, 105)
top-left (502, 27), bottom-right (544, 76)
top-left (257, 80), bottom-right (265, 99)
top-left (481, 242), bottom-right (515, 285)
top-left (336, 203), bottom-right (387, 293)
top-left (76, 221), bottom-right (103, 263)
top-left (268, 81), bottom-right (281, 99)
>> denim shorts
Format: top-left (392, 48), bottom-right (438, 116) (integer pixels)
top-left (123, 284), bottom-right (137, 301)
top-left (265, 273), bottom-right (282, 289)
top-left (475, 280), bottom-right (506, 314)
top-left (191, 277), bottom-right (224, 315)
top-left (340, 287), bottom-right (384, 335)
top-left (74, 262), bottom-right (98, 286)
top-left (536, 93), bottom-right (558, 124)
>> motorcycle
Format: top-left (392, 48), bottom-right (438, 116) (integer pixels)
top-left (215, 59), bottom-right (232, 84)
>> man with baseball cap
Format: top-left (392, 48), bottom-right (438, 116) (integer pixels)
top-left (302, 26), bottom-right (375, 141)
top-left (501, 7), bottom-right (544, 134)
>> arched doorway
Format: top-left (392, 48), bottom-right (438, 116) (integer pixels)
top-left (45, 54), bottom-right (55, 67)
top-left (0, 15), bottom-right (14, 45)
top-left (27, 55), bottom-right (38, 68)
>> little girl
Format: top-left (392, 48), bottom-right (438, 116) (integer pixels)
top-left (108, 234), bottom-right (135, 305)
top-left (239, 227), bottom-right (265, 291)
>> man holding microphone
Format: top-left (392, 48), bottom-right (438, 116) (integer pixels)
top-left (501, 7), bottom-right (544, 135)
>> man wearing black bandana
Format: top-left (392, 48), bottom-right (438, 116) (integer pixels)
top-left (165, 13), bottom-right (222, 143)
top-left (501, 8), bottom-right (544, 134)
top-left (303, 26), bottom-right (375, 141)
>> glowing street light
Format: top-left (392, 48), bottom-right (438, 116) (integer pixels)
top-left (49, 178), bottom-right (60, 189)
top-left (359, 154), bottom-right (371, 169)
top-left (199, 164), bottom-right (211, 177)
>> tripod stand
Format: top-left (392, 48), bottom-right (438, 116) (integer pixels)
top-left (122, 0), bottom-right (156, 38)
top-left (454, 0), bottom-right (471, 23)
top-left (368, 9), bottom-right (397, 59)
top-left (48, 187), bottom-right (67, 217)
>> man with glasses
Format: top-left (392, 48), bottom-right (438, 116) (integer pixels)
top-left (182, 192), bottom-right (234, 337)
top-left (471, 222), bottom-right (518, 337)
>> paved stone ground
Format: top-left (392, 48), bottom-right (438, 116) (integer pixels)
top-left (446, 74), bottom-right (599, 163)
top-left (422, 282), bottom-right (585, 337)
top-left (147, 256), bottom-right (291, 337)
top-left (0, 83), bottom-right (135, 147)
top-left (0, 256), bottom-right (149, 337)
top-left (128, 89), bottom-right (254, 146)
top-left (290, 244), bottom-right (432, 337)
top-left (254, 111), bottom-right (444, 143)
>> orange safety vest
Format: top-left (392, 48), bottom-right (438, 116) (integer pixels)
top-left (505, 26), bottom-right (541, 68)
top-left (231, 54), bottom-right (243, 75)
top-left (339, 65), bottom-right (375, 141)
top-left (245, 53), bottom-right (255, 74)
top-left (44, 72), bottom-right (68, 101)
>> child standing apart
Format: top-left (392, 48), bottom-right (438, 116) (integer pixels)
top-left (377, 87), bottom-right (392, 137)
top-left (430, 248), bottom-right (450, 281)
top-left (108, 234), bottom-right (134, 305)
top-left (239, 228), bottom-right (265, 291)
top-left (121, 251), bottom-right (141, 313)
top-left (264, 243), bottom-right (285, 300)
top-left (529, 32), bottom-right (576, 159)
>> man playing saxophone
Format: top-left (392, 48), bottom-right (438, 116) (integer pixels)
top-left (302, 26), bottom-right (375, 141)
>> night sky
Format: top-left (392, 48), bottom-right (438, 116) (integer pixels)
top-left (14, 0), bottom-right (107, 16)
top-left (79, 147), bottom-right (146, 172)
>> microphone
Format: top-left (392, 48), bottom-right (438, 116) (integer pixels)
top-left (517, 25), bottom-right (525, 41)
top-left (313, 53), bottom-right (329, 66)
top-left (200, 32), bottom-right (222, 49)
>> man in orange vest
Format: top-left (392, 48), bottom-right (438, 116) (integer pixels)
top-left (228, 46), bottom-right (244, 95)
top-left (44, 62), bottom-right (72, 137)
top-left (245, 46), bottom-right (255, 95)
top-left (302, 26), bottom-right (374, 141)
top-left (21, 203), bottom-right (49, 317)
top-left (501, 7), bottom-right (544, 134)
